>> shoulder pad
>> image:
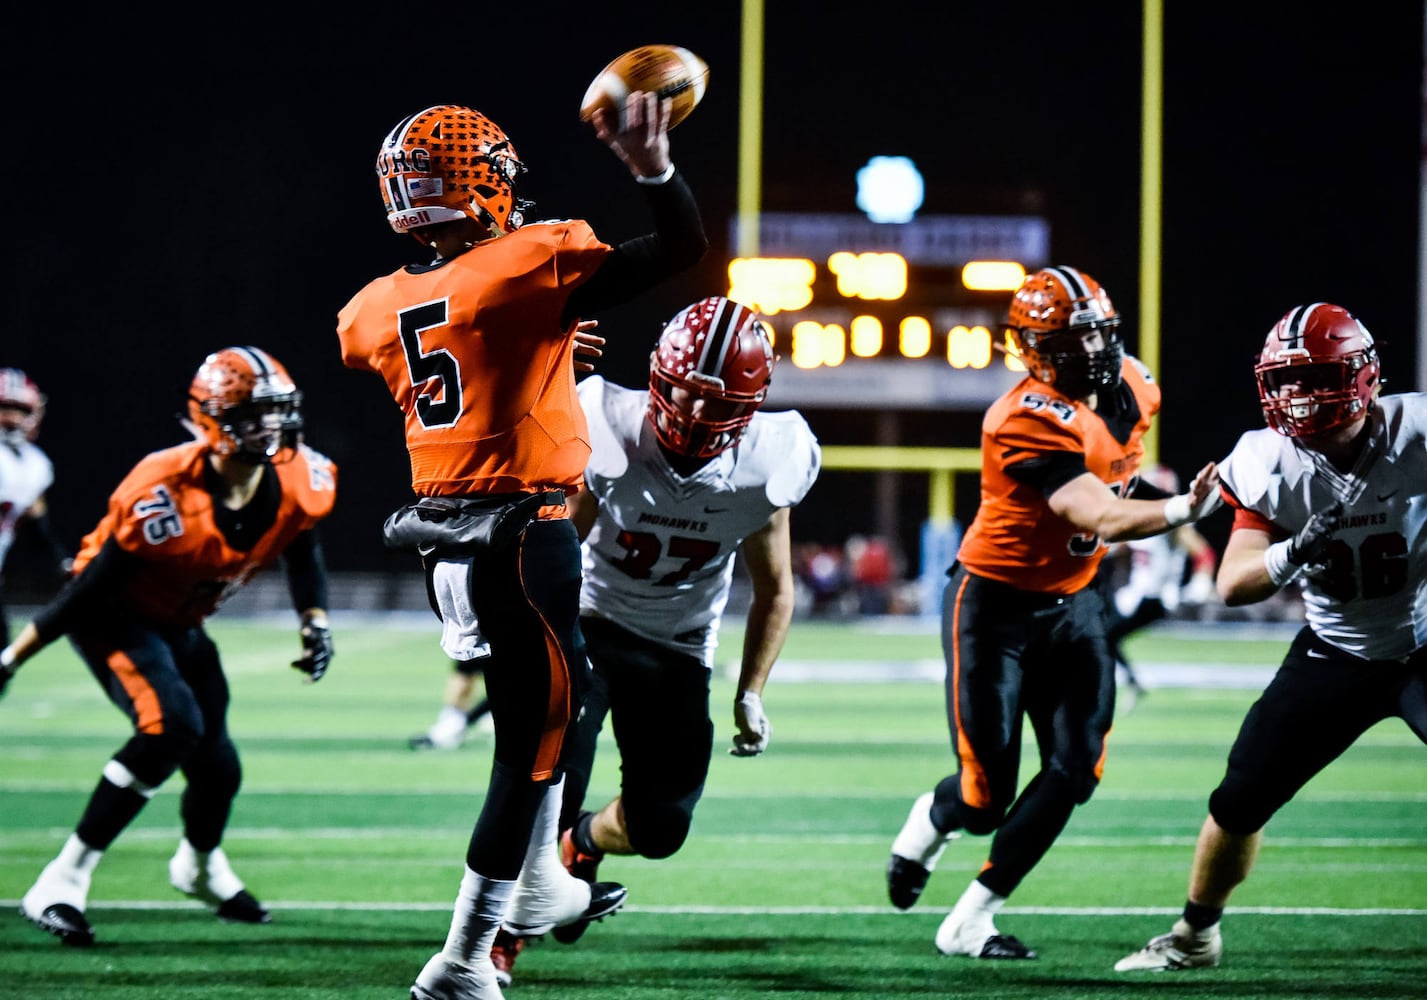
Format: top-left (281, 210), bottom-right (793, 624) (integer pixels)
top-left (579, 377), bottom-right (640, 481)
top-left (736, 410), bottom-right (821, 507)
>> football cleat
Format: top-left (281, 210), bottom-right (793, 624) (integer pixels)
top-left (21, 902), bottom-right (95, 947)
top-left (490, 928), bottom-right (526, 988)
top-left (1114, 920), bottom-right (1222, 972)
top-left (887, 791), bottom-right (956, 910)
top-left (411, 952), bottom-right (504, 1000)
top-left (216, 889), bottom-right (271, 924)
top-left (976, 934), bottom-right (1038, 960)
top-left (550, 880), bottom-right (626, 945)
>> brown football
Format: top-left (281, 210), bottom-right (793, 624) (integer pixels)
top-left (579, 45), bottom-right (709, 129)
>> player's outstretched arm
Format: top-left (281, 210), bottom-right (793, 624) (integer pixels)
top-left (730, 508), bottom-right (796, 757)
top-left (0, 622), bottom-right (46, 698)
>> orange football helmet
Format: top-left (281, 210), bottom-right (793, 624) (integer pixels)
top-left (376, 105), bottom-right (530, 238)
top-left (1256, 303), bottom-right (1380, 438)
top-left (1006, 265), bottom-right (1123, 398)
top-left (0, 368), bottom-right (44, 446)
top-left (648, 297), bottom-right (775, 459)
top-left (188, 347), bottom-right (303, 463)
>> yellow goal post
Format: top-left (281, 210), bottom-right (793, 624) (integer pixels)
top-left (818, 445), bottom-right (982, 525)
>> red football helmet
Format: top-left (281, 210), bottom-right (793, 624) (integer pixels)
top-left (1006, 265), bottom-right (1123, 398)
top-left (1256, 303), bottom-right (1380, 438)
top-left (648, 297), bottom-right (776, 459)
top-left (188, 347), bottom-right (303, 463)
top-left (0, 368), bottom-right (44, 446)
top-left (376, 105), bottom-right (529, 238)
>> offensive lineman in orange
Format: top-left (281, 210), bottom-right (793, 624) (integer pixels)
top-left (337, 94), bottom-right (705, 1000)
top-left (0, 347), bottom-right (336, 947)
top-left (885, 267), bottom-right (1221, 960)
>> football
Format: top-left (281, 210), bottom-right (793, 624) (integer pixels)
top-left (579, 45), bottom-right (709, 129)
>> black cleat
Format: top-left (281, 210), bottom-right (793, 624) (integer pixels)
top-left (216, 890), bottom-right (271, 924)
top-left (886, 854), bottom-right (932, 910)
top-left (978, 934), bottom-right (1037, 960)
top-left (24, 903), bottom-right (95, 947)
top-left (551, 880), bottom-right (626, 944)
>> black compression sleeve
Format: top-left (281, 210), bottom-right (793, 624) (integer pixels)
top-left (1006, 451), bottom-right (1091, 498)
top-left (31, 537), bottom-right (138, 643)
top-left (282, 529), bottom-right (330, 613)
top-left (562, 170), bottom-right (707, 324)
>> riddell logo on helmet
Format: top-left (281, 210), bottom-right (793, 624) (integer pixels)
top-left (392, 210), bottom-right (433, 231)
top-left (377, 148), bottom-right (433, 177)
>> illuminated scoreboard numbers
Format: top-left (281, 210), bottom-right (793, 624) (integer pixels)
top-left (728, 255), bottom-right (1030, 371)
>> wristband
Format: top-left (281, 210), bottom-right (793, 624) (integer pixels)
top-left (1164, 494), bottom-right (1191, 527)
top-left (1263, 539), bottom-right (1304, 587)
top-left (0, 647), bottom-right (13, 669)
top-left (635, 163), bottom-right (676, 185)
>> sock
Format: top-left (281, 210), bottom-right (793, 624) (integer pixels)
top-left (75, 761), bottom-right (156, 850)
top-left (572, 810), bottom-right (603, 858)
top-left (948, 879), bottom-right (1005, 939)
top-left (430, 707), bottom-right (468, 745)
top-left (171, 838), bottom-right (245, 902)
top-left (442, 867), bottom-right (516, 966)
top-left (1182, 901), bottom-right (1224, 933)
top-left (504, 777), bottom-right (590, 933)
top-left (26, 834), bottom-right (103, 911)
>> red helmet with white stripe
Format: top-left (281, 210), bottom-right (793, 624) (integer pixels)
top-left (0, 368), bottom-right (44, 446)
top-left (648, 297), bottom-right (775, 459)
top-left (1256, 303), bottom-right (1380, 437)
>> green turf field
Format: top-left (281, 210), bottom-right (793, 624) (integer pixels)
top-left (1, 616), bottom-right (1423, 998)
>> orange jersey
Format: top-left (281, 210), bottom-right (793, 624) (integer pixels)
top-left (336, 221), bottom-right (612, 496)
top-left (956, 358), bottom-right (1161, 594)
top-left (72, 441), bottom-right (337, 628)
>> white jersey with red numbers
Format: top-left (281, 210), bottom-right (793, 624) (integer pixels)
top-left (0, 439), bottom-right (54, 569)
top-left (577, 377), bottom-right (820, 663)
top-left (1218, 393), bottom-right (1427, 660)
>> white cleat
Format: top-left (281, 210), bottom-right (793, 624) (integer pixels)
top-left (1114, 919), bottom-right (1222, 972)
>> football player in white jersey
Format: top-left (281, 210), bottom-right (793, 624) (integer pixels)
top-left (489, 297), bottom-right (820, 983)
top-left (1116, 302), bottom-right (1427, 973)
top-left (0, 369), bottom-right (67, 646)
top-left (1103, 464), bottom-right (1219, 706)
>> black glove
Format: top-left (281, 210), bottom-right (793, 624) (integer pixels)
top-left (1286, 503), bottom-right (1344, 568)
top-left (0, 663), bottom-right (14, 699)
top-left (291, 622), bottom-right (334, 682)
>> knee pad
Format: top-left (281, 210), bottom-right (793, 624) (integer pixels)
top-left (623, 801), bottom-right (693, 860)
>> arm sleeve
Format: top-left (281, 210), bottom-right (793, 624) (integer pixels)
top-left (1006, 451), bottom-right (1090, 497)
top-left (561, 170), bottom-right (708, 322)
top-left (1127, 478), bottom-right (1173, 501)
top-left (31, 537), bottom-right (138, 643)
top-left (282, 528), bottom-right (330, 613)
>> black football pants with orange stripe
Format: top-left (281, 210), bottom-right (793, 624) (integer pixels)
top-left (931, 565), bottom-right (1116, 898)
top-left (68, 621), bottom-right (242, 853)
top-left (463, 517), bottom-right (589, 880)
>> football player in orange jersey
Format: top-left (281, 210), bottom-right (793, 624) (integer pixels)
top-left (885, 266), bottom-right (1221, 960)
top-left (337, 95), bottom-right (705, 1000)
top-left (0, 347), bottom-right (336, 948)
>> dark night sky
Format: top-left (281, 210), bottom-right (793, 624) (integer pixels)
top-left (2, 4), bottom-right (1422, 571)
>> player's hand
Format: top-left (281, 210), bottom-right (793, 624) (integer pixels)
top-left (593, 91), bottom-right (672, 181)
top-left (0, 664), bottom-right (14, 700)
top-left (291, 620), bottom-right (334, 683)
top-left (572, 319), bottom-right (605, 374)
top-left (730, 690), bottom-right (771, 757)
top-left (1287, 502), bottom-right (1344, 573)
